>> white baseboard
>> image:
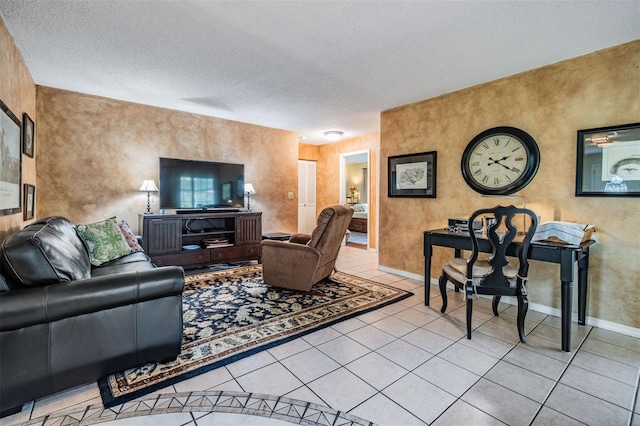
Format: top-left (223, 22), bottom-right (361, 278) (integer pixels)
top-left (484, 295), bottom-right (640, 339)
top-left (379, 268), bottom-right (640, 339)
top-left (377, 265), bottom-right (424, 282)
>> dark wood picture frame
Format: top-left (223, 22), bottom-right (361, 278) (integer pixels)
top-left (388, 151), bottom-right (437, 198)
top-left (0, 98), bottom-right (22, 216)
top-left (576, 122), bottom-right (640, 197)
top-left (22, 112), bottom-right (34, 158)
top-left (23, 184), bottom-right (35, 220)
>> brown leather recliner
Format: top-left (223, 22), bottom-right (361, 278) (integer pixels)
top-left (261, 205), bottom-right (354, 292)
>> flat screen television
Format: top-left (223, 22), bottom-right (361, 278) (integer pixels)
top-left (159, 157), bottom-right (245, 211)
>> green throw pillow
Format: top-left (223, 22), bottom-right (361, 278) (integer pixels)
top-left (77, 217), bottom-right (133, 266)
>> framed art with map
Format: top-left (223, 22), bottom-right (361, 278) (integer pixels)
top-left (388, 151), bottom-right (437, 198)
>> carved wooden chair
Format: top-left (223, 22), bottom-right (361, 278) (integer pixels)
top-left (439, 205), bottom-right (538, 342)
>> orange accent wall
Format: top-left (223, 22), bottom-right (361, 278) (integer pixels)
top-left (298, 143), bottom-right (319, 161)
top-left (315, 134), bottom-right (380, 250)
top-left (380, 40), bottom-right (640, 328)
top-left (34, 87), bottom-right (299, 235)
top-left (0, 18), bottom-right (36, 241)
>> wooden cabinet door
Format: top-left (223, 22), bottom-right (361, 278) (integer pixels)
top-left (236, 213), bottom-right (262, 245)
top-left (146, 218), bottom-right (181, 254)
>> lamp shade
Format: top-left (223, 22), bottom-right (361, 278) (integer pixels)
top-left (139, 180), bottom-right (158, 192)
top-left (244, 183), bottom-right (256, 194)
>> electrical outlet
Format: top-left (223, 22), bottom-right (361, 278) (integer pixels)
top-left (287, 191), bottom-right (294, 199)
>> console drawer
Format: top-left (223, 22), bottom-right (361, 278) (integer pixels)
top-left (210, 244), bottom-right (260, 262)
top-left (152, 250), bottom-right (210, 267)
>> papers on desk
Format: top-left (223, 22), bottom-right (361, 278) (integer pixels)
top-left (533, 221), bottom-right (596, 246)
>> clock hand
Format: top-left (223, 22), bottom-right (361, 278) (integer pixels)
top-left (487, 156), bottom-right (511, 167)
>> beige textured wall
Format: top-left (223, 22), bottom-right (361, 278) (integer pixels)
top-left (0, 18), bottom-right (36, 241)
top-left (380, 41), bottom-right (640, 328)
top-left (36, 87), bottom-right (299, 235)
top-left (317, 133), bottom-right (380, 250)
top-left (299, 143), bottom-right (319, 161)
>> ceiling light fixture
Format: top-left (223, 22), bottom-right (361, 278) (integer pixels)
top-left (324, 131), bottom-right (344, 142)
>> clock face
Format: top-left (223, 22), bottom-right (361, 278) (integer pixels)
top-left (461, 127), bottom-right (540, 195)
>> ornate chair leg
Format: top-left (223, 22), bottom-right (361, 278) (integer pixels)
top-left (492, 295), bottom-right (501, 316)
top-left (517, 295), bottom-right (528, 343)
top-left (439, 275), bottom-right (449, 313)
top-left (465, 284), bottom-right (474, 339)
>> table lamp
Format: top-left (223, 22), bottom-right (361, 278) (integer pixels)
top-left (139, 179), bottom-right (159, 214)
top-left (245, 183), bottom-right (256, 211)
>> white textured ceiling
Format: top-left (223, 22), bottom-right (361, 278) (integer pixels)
top-left (1, 1), bottom-right (638, 144)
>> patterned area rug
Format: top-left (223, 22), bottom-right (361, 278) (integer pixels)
top-left (99, 265), bottom-right (412, 408)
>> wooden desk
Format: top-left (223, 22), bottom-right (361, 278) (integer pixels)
top-left (423, 229), bottom-right (596, 352)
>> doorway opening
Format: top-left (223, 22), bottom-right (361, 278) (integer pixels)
top-left (340, 150), bottom-right (370, 250)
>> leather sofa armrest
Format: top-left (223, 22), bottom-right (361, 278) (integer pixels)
top-left (0, 266), bottom-right (184, 332)
top-left (288, 233), bottom-right (311, 245)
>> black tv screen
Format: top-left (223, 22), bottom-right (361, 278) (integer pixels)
top-left (159, 158), bottom-right (245, 210)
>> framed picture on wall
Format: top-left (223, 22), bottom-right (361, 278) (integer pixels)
top-left (22, 112), bottom-right (34, 158)
top-left (388, 151), bottom-right (437, 198)
top-left (0, 98), bottom-right (22, 216)
top-left (23, 184), bottom-right (35, 220)
top-left (576, 122), bottom-right (640, 196)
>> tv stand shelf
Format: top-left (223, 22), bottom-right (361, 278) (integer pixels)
top-left (139, 211), bottom-right (262, 269)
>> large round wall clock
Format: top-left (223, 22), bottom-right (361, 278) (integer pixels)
top-left (461, 126), bottom-right (540, 195)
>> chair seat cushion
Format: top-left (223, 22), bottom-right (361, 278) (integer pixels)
top-left (444, 258), bottom-right (519, 289)
top-left (448, 258), bottom-right (518, 278)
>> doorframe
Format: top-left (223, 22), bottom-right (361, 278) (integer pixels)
top-left (340, 150), bottom-right (370, 248)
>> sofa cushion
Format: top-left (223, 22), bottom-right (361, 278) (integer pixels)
top-left (0, 216), bottom-right (92, 289)
top-left (77, 217), bottom-right (133, 266)
top-left (118, 220), bottom-right (144, 252)
top-left (91, 256), bottom-right (156, 277)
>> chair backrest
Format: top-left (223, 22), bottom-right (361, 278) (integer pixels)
top-left (307, 205), bottom-right (354, 262)
top-left (467, 205), bottom-right (538, 289)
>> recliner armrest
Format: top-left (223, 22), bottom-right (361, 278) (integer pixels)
top-left (0, 266), bottom-right (184, 332)
top-left (288, 233), bottom-right (311, 245)
top-left (261, 239), bottom-right (320, 256)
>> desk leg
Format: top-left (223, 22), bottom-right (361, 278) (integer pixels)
top-left (561, 281), bottom-right (572, 352)
top-left (424, 234), bottom-right (432, 306)
top-left (577, 253), bottom-right (589, 326)
top-left (560, 250), bottom-right (575, 352)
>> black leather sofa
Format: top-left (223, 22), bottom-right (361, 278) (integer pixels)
top-left (0, 216), bottom-right (185, 417)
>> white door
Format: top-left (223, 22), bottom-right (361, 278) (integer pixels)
top-left (298, 160), bottom-right (317, 234)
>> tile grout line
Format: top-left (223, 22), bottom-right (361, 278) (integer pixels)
top-left (527, 325), bottom-right (592, 425)
top-left (627, 364), bottom-right (640, 426)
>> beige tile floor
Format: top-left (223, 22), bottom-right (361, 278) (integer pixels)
top-left (2, 246), bottom-right (639, 425)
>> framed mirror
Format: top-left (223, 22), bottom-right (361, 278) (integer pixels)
top-left (576, 122), bottom-right (640, 197)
